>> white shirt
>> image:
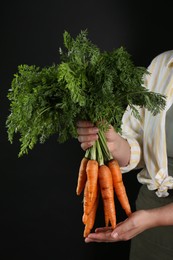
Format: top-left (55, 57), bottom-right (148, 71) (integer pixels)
top-left (120, 50), bottom-right (173, 197)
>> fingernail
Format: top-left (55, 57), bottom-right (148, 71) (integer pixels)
top-left (93, 127), bottom-right (99, 133)
top-left (111, 232), bottom-right (118, 238)
top-left (87, 142), bottom-right (93, 147)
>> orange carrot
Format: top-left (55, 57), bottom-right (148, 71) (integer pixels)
top-left (76, 157), bottom-right (88, 195)
top-left (83, 188), bottom-right (99, 238)
top-left (98, 164), bottom-right (116, 229)
top-left (82, 179), bottom-right (99, 224)
top-left (82, 181), bottom-right (90, 224)
top-left (86, 159), bottom-right (99, 201)
top-left (108, 159), bottom-right (132, 216)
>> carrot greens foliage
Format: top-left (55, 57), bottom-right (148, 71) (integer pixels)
top-left (6, 30), bottom-right (166, 157)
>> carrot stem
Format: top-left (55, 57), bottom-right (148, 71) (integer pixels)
top-left (98, 130), bottom-right (113, 162)
top-left (95, 139), bottom-right (104, 166)
top-left (85, 141), bottom-right (97, 161)
top-left (85, 148), bottom-right (90, 159)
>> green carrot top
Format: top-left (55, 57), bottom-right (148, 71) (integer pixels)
top-left (6, 29), bottom-right (166, 157)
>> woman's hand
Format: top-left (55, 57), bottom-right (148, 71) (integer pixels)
top-left (84, 209), bottom-right (154, 243)
top-left (76, 120), bottom-right (131, 167)
top-left (84, 202), bottom-right (173, 243)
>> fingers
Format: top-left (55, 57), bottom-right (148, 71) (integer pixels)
top-left (95, 226), bottom-right (113, 233)
top-left (85, 229), bottom-right (114, 243)
top-left (76, 120), bottom-right (99, 150)
top-left (76, 120), bottom-right (95, 128)
top-left (77, 127), bottom-right (99, 139)
top-left (80, 141), bottom-right (95, 151)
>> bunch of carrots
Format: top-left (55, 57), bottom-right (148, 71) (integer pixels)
top-left (76, 129), bottom-right (132, 237)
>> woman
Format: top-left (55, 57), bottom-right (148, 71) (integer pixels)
top-left (76, 50), bottom-right (173, 259)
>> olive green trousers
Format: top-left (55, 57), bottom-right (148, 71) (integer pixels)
top-left (129, 184), bottom-right (173, 260)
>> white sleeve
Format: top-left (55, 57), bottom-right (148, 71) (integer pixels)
top-left (120, 106), bottom-right (145, 173)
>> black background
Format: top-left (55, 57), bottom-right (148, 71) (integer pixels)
top-left (0, 0), bottom-right (173, 259)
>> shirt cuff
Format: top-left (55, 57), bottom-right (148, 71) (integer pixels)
top-left (120, 136), bottom-right (142, 173)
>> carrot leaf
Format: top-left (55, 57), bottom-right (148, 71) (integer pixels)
top-left (6, 29), bottom-right (166, 157)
